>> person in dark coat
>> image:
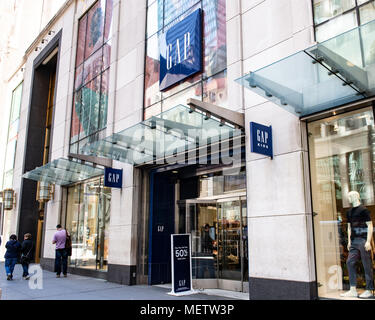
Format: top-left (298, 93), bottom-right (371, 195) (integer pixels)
top-left (21, 233), bottom-right (34, 280)
top-left (4, 234), bottom-right (21, 280)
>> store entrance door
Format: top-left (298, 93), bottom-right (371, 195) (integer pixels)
top-left (177, 196), bottom-right (248, 292)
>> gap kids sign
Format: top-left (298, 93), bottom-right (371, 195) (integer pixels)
top-left (250, 122), bottom-right (273, 159)
top-left (159, 9), bottom-right (202, 91)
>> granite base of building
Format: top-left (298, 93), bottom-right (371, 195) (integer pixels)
top-left (40, 258), bottom-right (135, 284)
top-left (249, 277), bottom-right (318, 300)
top-left (107, 264), bottom-right (137, 285)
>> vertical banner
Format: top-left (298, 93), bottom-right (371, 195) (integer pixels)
top-left (169, 234), bottom-right (194, 295)
top-left (159, 9), bottom-right (202, 91)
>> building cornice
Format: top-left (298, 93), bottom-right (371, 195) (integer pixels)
top-left (7, 0), bottom-right (74, 82)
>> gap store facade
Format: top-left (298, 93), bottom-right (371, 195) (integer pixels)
top-left (3, 0), bottom-right (375, 300)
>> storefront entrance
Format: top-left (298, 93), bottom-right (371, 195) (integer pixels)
top-left (178, 196), bottom-right (248, 292)
top-left (148, 165), bottom-right (248, 292)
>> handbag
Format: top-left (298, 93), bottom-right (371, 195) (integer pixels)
top-left (20, 245), bottom-right (33, 264)
top-left (65, 230), bottom-right (72, 257)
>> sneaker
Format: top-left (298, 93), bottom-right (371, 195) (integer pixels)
top-left (56, 274), bottom-right (60, 278)
top-left (6, 275), bottom-right (11, 281)
top-left (340, 290), bottom-right (358, 297)
top-left (25, 275), bottom-right (30, 280)
top-left (63, 274), bottom-right (67, 278)
top-left (359, 290), bottom-right (373, 299)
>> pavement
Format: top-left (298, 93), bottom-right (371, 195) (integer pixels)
top-left (0, 263), bottom-right (244, 300)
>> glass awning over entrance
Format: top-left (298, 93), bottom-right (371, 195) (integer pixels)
top-left (23, 157), bottom-right (104, 186)
top-left (80, 104), bottom-right (243, 166)
top-left (236, 19), bottom-right (375, 117)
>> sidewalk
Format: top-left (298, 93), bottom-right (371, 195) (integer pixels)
top-left (0, 263), bottom-right (239, 300)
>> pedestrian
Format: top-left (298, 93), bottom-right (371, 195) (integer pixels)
top-left (4, 234), bottom-right (21, 280)
top-left (20, 233), bottom-right (34, 280)
top-left (52, 224), bottom-right (68, 278)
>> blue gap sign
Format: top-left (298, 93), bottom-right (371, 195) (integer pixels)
top-left (104, 167), bottom-right (123, 189)
top-left (250, 122), bottom-right (273, 159)
top-left (159, 8), bottom-right (202, 91)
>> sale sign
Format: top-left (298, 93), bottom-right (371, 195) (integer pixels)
top-left (170, 234), bottom-right (193, 294)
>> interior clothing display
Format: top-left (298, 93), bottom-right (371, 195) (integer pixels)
top-left (347, 238), bottom-right (374, 290)
top-left (346, 205), bottom-right (372, 241)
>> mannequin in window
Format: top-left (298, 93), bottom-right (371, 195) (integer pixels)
top-left (340, 191), bottom-right (374, 298)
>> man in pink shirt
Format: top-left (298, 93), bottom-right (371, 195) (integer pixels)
top-left (52, 224), bottom-right (68, 278)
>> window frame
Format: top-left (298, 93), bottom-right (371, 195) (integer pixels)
top-left (69, 0), bottom-right (112, 153)
top-left (312, 0), bottom-right (375, 40)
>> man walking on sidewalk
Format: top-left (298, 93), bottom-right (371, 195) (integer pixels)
top-left (52, 224), bottom-right (68, 278)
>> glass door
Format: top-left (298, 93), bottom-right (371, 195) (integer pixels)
top-left (182, 200), bottom-right (218, 287)
top-left (217, 196), bottom-right (248, 292)
top-left (217, 199), bottom-right (242, 281)
top-left (178, 195), bottom-right (249, 292)
top-left (96, 179), bottom-right (111, 271)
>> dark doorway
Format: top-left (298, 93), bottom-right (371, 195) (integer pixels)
top-left (19, 32), bottom-right (61, 262)
top-left (148, 171), bottom-right (176, 284)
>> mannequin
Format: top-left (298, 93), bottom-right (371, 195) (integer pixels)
top-left (340, 191), bottom-right (374, 298)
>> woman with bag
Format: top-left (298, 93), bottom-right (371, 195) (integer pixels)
top-left (4, 234), bottom-right (21, 280)
top-left (21, 233), bottom-right (34, 280)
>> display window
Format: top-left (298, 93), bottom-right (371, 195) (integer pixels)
top-left (308, 107), bottom-right (375, 299)
top-left (65, 176), bottom-right (111, 271)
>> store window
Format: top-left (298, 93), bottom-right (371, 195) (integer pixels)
top-left (308, 107), bottom-right (375, 299)
top-left (70, 0), bottom-right (113, 154)
top-left (314, 0), bottom-right (375, 42)
top-left (65, 176), bottom-right (111, 271)
top-left (144, 0), bottom-right (227, 118)
top-left (1, 82), bottom-right (23, 237)
top-left (2, 82), bottom-right (23, 189)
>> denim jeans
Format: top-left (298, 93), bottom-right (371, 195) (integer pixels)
top-left (347, 238), bottom-right (374, 290)
top-left (5, 258), bottom-right (18, 276)
top-left (55, 249), bottom-right (68, 275)
top-left (22, 262), bottom-right (29, 277)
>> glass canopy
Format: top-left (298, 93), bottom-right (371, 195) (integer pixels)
top-left (80, 104), bottom-right (243, 165)
top-left (23, 157), bottom-right (104, 186)
top-left (236, 19), bottom-right (375, 117)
